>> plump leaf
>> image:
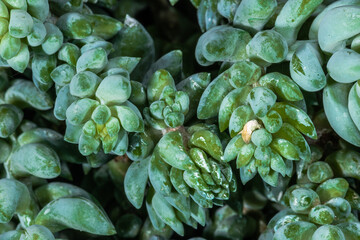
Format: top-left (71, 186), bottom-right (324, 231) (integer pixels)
top-left (35, 197), bottom-right (116, 235)
top-left (125, 157), bottom-right (150, 209)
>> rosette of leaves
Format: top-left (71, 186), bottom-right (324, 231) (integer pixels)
top-left (286, 1), bottom-right (360, 148)
top-left (143, 69), bottom-right (191, 130)
top-left (142, 50), bottom-right (210, 130)
top-left (169, 0), bottom-right (322, 41)
top-left (124, 124), bottom-right (236, 236)
top-left (51, 37), bottom-right (145, 156)
top-left (29, 0), bottom-right (124, 92)
top-left (0, 0), bottom-right (66, 74)
top-left (197, 59), bottom-right (316, 187)
top-left (260, 160), bottom-right (360, 240)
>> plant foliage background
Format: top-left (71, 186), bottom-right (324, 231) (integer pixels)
top-left (0, 0), bottom-right (360, 239)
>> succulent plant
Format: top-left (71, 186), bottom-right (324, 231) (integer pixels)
top-left (0, 0), bottom-right (358, 239)
top-left (197, 44), bottom-right (316, 187)
top-left (124, 123), bottom-right (236, 236)
top-left (51, 37), bottom-right (145, 156)
top-left (0, 0), bottom-right (64, 73)
top-left (260, 154), bottom-right (360, 240)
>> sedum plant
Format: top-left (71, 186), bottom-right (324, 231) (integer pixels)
top-left (196, 30), bottom-right (317, 187)
top-left (0, 72), bottom-right (116, 238)
top-left (260, 148), bottom-right (360, 240)
top-left (125, 123), bottom-right (236, 236)
top-left (0, 0), bottom-right (359, 239)
top-left (0, 0), bottom-right (63, 73)
top-left (51, 37), bottom-right (145, 156)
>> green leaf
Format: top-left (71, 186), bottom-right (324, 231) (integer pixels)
top-left (223, 134), bottom-right (245, 162)
top-left (146, 188), bottom-right (166, 231)
top-left (290, 43), bottom-right (326, 92)
top-left (0, 104), bottom-right (23, 138)
top-left (195, 26), bottom-right (251, 64)
top-left (158, 131), bottom-right (196, 171)
top-left (10, 143), bottom-right (61, 179)
top-left (0, 33), bottom-right (21, 60)
top-left (236, 143), bottom-right (255, 168)
top-left (164, 192), bottom-right (191, 220)
top-left (35, 197), bottom-right (116, 235)
top-left (289, 188), bottom-right (320, 214)
top-left (318, 5), bottom-right (360, 53)
top-left (56, 13), bottom-right (92, 40)
top-left (7, 43), bottom-right (29, 73)
top-left (32, 53), bottom-right (57, 92)
top-left (149, 149), bottom-right (172, 196)
top-left (198, 63), bottom-right (245, 119)
top-left (54, 85), bottom-right (78, 121)
top-left (338, 222), bottom-right (360, 240)
top-left (124, 157), bottom-right (150, 209)
top-left (316, 178), bottom-right (349, 203)
top-left (275, 0), bottom-right (323, 45)
top-left (270, 138), bottom-right (300, 161)
top-left (34, 182), bottom-right (92, 207)
top-left (190, 200), bottom-right (206, 226)
top-left (272, 102), bottom-right (317, 139)
top-left (85, 14), bottom-right (122, 40)
top-left (273, 221), bottom-right (316, 240)
top-left (239, 159), bottom-right (257, 185)
top-left (246, 30), bottom-right (288, 66)
top-left (143, 50), bottom-right (183, 86)
top-left (5, 80), bottom-right (53, 110)
top-left (0, 179), bottom-right (30, 223)
top-left (42, 23), bottom-right (63, 55)
top-left (170, 167), bottom-right (190, 197)
top-left (229, 105), bottom-right (254, 138)
top-left (272, 123), bottom-right (311, 163)
top-left (76, 47), bottom-right (108, 74)
top-left (326, 149), bottom-right (360, 180)
top-left (22, 225), bottom-right (55, 240)
top-left (152, 192), bottom-right (184, 236)
top-left (259, 72), bottom-right (303, 101)
top-left (96, 74), bottom-right (131, 105)
top-left (27, 0), bottom-right (49, 22)
top-left (112, 15), bottom-right (155, 81)
top-left (147, 69), bottom-right (176, 103)
top-left (248, 87), bottom-right (277, 117)
top-left (233, 0), bottom-right (277, 32)
top-left (307, 162), bottom-right (334, 184)
top-left (66, 98), bottom-right (99, 126)
top-left (112, 101), bottom-right (144, 132)
top-left (70, 71), bottom-right (101, 98)
top-left (217, 0), bottom-right (241, 21)
top-left (58, 43), bottom-right (80, 67)
top-left (323, 80), bottom-right (360, 146)
top-left (197, 0), bottom-right (221, 32)
top-left (219, 86), bottom-right (252, 132)
top-left (177, 72), bottom-right (211, 121)
top-left (189, 130), bottom-right (223, 161)
top-left (8, 10), bottom-right (33, 38)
